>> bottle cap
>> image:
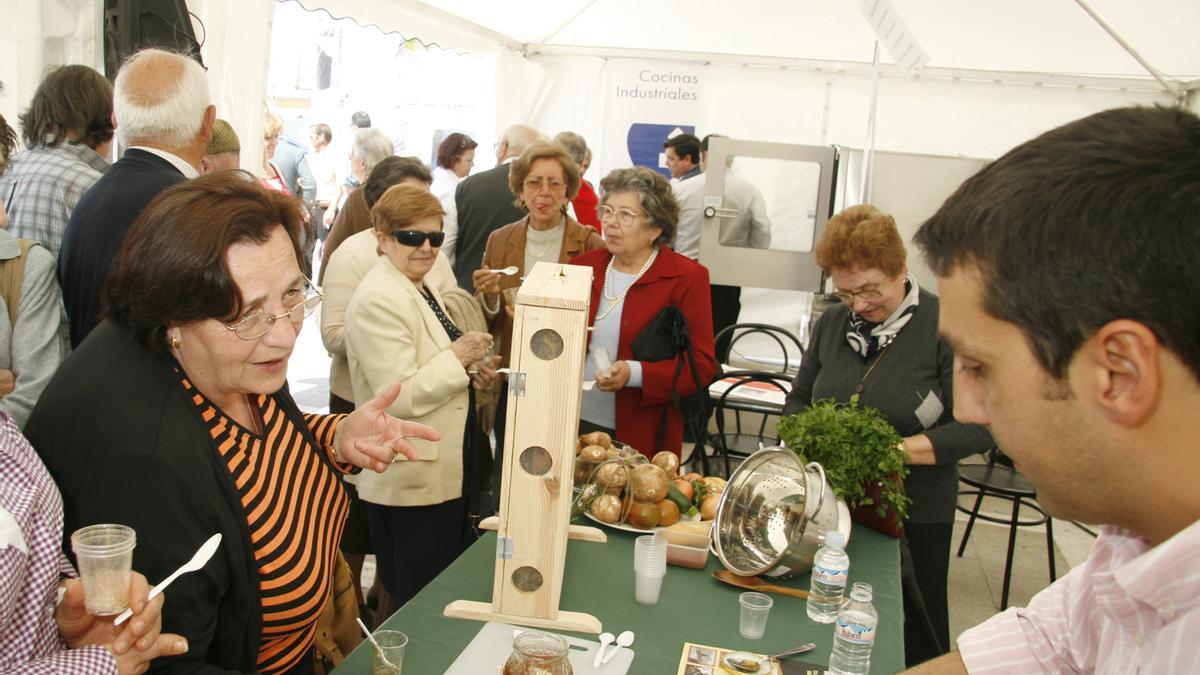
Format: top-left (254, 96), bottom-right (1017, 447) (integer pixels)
top-left (822, 530), bottom-right (845, 548)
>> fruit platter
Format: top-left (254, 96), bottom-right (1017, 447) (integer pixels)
top-left (571, 430), bottom-right (728, 532)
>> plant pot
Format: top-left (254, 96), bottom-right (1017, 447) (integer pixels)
top-left (849, 474), bottom-right (905, 538)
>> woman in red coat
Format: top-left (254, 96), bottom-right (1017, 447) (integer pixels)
top-left (571, 167), bottom-right (717, 458)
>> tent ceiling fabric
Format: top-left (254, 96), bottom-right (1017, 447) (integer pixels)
top-left (347, 0), bottom-right (1198, 80)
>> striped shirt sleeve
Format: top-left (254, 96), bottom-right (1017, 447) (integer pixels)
top-left (302, 413), bottom-right (353, 473)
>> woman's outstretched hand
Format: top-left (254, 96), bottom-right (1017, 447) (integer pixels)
top-left (338, 383), bottom-right (442, 472)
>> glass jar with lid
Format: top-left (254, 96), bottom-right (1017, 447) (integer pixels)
top-left (503, 631), bottom-right (573, 675)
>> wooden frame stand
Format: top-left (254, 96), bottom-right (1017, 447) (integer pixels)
top-left (444, 262), bottom-right (606, 633)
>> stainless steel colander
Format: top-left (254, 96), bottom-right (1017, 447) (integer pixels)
top-left (713, 446), bottom-right (851, 579)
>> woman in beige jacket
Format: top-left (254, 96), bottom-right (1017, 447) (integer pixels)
top-left (346, 184), bottom-right (498, 607)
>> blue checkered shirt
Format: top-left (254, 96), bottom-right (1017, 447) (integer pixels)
top-left (0, 142), bottom-right (108, 256)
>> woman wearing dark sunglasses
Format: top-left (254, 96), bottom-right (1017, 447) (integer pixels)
top-left (344, 183), bottom-right (499, 609)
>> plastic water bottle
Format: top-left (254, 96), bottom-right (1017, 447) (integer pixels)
top-left (828, 582), bottom-right (878, 675)
top-left (806, 530), bottom-right (848, 623)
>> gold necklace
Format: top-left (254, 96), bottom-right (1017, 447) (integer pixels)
top-left (854, 343), bottom-right (893, 394)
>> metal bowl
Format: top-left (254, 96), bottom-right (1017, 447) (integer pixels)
top-left (713, 446), bottom-right (850, 578)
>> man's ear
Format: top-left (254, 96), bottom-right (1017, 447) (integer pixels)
top-left (1084, 319), bottom-right (1160, 427)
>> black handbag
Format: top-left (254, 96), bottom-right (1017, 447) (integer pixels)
top-left (630, 306), bottom-right (711, 450)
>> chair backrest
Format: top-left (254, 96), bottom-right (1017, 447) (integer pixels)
top-left (713, 322), bottom-right (804, 373)
top-left (712, 371), bottom-right (793, 438)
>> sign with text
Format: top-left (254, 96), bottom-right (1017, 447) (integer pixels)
top-left (601, 60), bottom-right (702, 178)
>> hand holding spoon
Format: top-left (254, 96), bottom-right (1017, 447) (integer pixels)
top-left (114, 533), bottom-right (222, 626)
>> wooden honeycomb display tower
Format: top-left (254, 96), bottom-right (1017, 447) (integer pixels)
top-left (443, 261), bottom-right (607, 633)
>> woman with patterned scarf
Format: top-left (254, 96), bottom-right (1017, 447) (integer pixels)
top-left (783, 204), bottom-right (993, 667)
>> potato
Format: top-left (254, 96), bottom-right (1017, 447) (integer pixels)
top-left (578, 444), bottom-right (608, 463)
top-left (579, 431), bottom-right (612, 449)
top-left (590, 494), bottom-right (622, 523)
top-left (700, 494), bottom-right (721, 521)
top-left (594, 462), bottom-right (628, 490)
top-left (651, 451), bottom-right (680, 477)
top-left (630, 464), bottom-right (671, 503)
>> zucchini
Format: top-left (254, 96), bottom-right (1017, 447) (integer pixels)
top-left (666, 484), bottom-right (692, 513)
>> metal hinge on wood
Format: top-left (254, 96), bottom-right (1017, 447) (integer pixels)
top-left (509, 372), bottom-right (527, 397)
top-left (497, 536), bottom-right (514, 560)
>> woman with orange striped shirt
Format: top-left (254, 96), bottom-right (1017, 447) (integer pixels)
top-left (26, 173), bottom-right (439, 674)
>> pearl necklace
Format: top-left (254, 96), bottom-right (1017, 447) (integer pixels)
top-left (596, 248), bottom-right (658, 322)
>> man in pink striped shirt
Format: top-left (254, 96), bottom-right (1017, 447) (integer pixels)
top-left (905, 106), bottom-right (1200, 673)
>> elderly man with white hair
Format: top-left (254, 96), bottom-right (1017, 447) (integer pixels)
top-left (316, 127), bottom-right (395, 282)
top-left (58, 48), bottom-right (215, 347)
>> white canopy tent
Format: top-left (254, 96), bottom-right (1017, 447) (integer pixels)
top-left (3, 0), bottom-right (1197, 164)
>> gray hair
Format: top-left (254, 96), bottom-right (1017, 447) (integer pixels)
top-left (352, 128), bottom-right (394, 173)
top-left (553, 131), bottom-right (588, 165)
top-left (599, 167), bottom-right (679, 246)
top-left (114, 49), bottom-right (210, 148)
top-left (501, 124), bottom-right (541, 158)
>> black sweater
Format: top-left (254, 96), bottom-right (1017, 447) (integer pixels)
top-left (784, 288), bottom-right (993, 523)
top-left (26, 321), bottom-right (322, 673)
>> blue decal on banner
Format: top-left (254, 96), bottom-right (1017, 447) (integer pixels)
top-left (626, 123), bottom-right (695, 178)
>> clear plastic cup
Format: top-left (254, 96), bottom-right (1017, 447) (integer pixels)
top-left (502, 287), bottom-right (518, 307)
top-left (738, 591), bottom-right (773, 639)
top-left (633, 534), bottom-right (667, 573)
top-left (635, 570), bottom-right (665, 605)
top-left (372, 630), bottom-right (407, 674)
top-left (70, 524), bottom-right (136, 615)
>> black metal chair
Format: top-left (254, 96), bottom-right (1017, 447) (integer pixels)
top-left (706, 371), bottom-right (793, 478)
top-left (956, 447), bottom-right (1057, 610)
top-left (713, 322), bottom-right (804, 373)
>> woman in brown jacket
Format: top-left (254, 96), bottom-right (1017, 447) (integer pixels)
top-left (471, 141), bottom-right (604, 460)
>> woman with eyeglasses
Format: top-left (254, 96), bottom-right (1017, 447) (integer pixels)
top-left (471, 141), bottom-right (604, 461)
top-left (24, 173), bottom-right (439, 673)
top-left (345, 183), bottom-right (498, 610)
top-left (781, 204), bottom-right (992, 667)
top-left (571, 166), bottom-right (717, 459)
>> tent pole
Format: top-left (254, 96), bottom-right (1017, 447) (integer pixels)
top-left (860, 42), bottom-right (880, 205)
top-left (1071, 0), bottom-right (1184, 103)
top-left (529, 0), bottom-right (603, 47)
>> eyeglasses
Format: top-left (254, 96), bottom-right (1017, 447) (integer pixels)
top-left (390, 230), bottom-right (446, 247)
top-left (832, 286), bottom-right (884, 304)
top-left (598, 204), bottom-right (646, 227)
top-left (524, 177), bottom-right (566, 193)
top-left (223, 285), bottom-right (324, 340)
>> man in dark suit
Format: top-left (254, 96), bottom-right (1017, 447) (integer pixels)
top-left (448, 124), bottom-right (540, 290)
top-left (58, 48), bottom-right (215, 347)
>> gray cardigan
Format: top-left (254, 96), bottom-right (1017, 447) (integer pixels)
top-left (0, 230), bottom-right (67, 427)
top-left (784, 288), bottom-right (993, 523)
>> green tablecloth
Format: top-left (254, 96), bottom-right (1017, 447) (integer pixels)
top-left (335, 526), bottom-right (902, 674)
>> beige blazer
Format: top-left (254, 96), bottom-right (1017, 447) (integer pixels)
top-left (345, 257), bottom-right (468, 507)
top-left (321, 229), bottom-right (456, 402)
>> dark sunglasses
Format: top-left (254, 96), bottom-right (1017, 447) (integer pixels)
top-left (390, 230), bottom-right (446, 247)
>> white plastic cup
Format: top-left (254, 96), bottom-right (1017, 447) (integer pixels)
top-left (70, 524), bottom-right (136, 615)
top-left (633, 534), bottom-right (667, 574)
top-left (634, 570), bottom-right (666, 605)
top-left (739, 591), bottom-right (773, 639)
top-left (372, 629), bottom-right (407, 674)
top-left (593, 347), bottom-right (613, 378)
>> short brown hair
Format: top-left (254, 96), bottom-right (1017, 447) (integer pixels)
top-left (435, 132), bottom-right (477, 170)
top-left (599, 167), bottom-right (679, 247)
top-left (363, 156), bottom-right (433, 208)
top-left (508, 141), bottom-right (581, 207)
top-left (104, 172), bottom-right (305, 354)
top-left (815, 205), bottom-right (906, 276)
top-left (19, 65), bottom-right (114, 150)
top-left (371, 184), bottom-right (445, 234)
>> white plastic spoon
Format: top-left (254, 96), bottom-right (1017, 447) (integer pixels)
top-left (602, 630), bottom-right (635, 665)
top-left (356, 617), bottom-right (400, 672)
top-left (592, 631), bottom-right (614, 669)
top-left (498, 265), bottom-right (519, 276)
top-left (113, 533), bottom-right (222, 626)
